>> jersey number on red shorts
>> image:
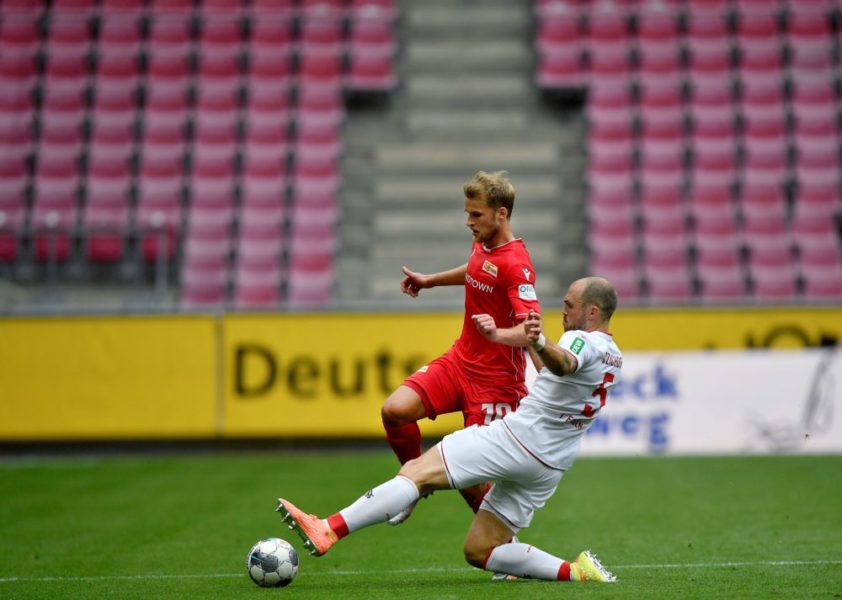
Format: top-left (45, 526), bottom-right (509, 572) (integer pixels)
top-left (583, 372), bottom-right (615, 418)
top-left (482, 402), bottom-right (512, 424)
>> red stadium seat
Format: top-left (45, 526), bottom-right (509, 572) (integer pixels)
top-left (180, 265), bottom-right (229, 307)
top-left (697, 261), bottom-right (746, 303)
top-left (588, 44), bottom-right (631, 88)
top-left (0, 11), bottom-right (40, 59)
top-left (233, 263), bottom-right (282, 309)
top-left (635, 37), bottom-right (681, 88)
top-left (196, 54), bottom-right (242, 100)
top-left (587, 256), bottom-right (641, 304)
top-left (0, 155), bottom-right (26, 262)
top-left (46, 12), bottom-right (92, 61)
top-left (83, 197), bottom-right (129, 264)
top-left (749, 258), bottom-right (798, 303)
top-left (241, 152), bottom-right (288, 207)
top-left (535, 11), bottom-right (581, 56)
top-left (289, 221), bottom-right (339, 255)
top-left (536, 49), bottom-right (585, 89)
top-left (198, 13), bottom-right (244, 61)
top-left (347, 52), bottom-right (396, 92)
top-left (299, 0), bottom-right (345, 19)
top-left (587, 146), bottom-right (634, 195)
top-left (639, 182), bottom-right (685, 226)
top-left (95, 53), bottom-right (141, 103)
top-left (349, 16), bottom-right (397, 57)
top-left (250, 0), bottom-right (295, 18)
top-left (643, 264), bottom-right (693, 304)
top-left (248, 17), bottom-right (295, 63)
top-left (685, 38), bottom-right (734, 89)
top-left (232, 218), bottom-right (284, 310)
top-left (298, 15), bottom-right (344, 56)
top-left (296, 85), bottom-right (345, 126)
top-left (587, 4), bottom-right (628, 51)
top-left (298, 53), bottom-right (344, 90)
top-left (638, 146), bottom-right (685, 191)
top-left (286, 251), bottom-right (335, 306)
top-left (146, 12), bottom-right (192, 59)
top-left (296, 120), bottom-right (341, 157)
top-left (136, 199), bottom-right (181, 263)
top-left (799, 243), bottom-right (842, 302)
top-left (248, 54), bottom-right (293, 97)
top-left (145, 52), bottom-right (191, 101)
top-left (349, 0), bottom-right (398, 21)
top-left (98, 12), bottom-right (142, 58)
top-left (31, 177), bottom-right (79, 263)
top-left (244, 120), bottom-right (291, 163)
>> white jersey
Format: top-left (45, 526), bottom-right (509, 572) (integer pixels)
top-left (503, 329), bottom-right (622, 469)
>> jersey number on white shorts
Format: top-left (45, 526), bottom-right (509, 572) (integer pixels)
top-left (481, 403), bottom-right (512, 424)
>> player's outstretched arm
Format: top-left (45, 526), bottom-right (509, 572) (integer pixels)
top-left (400, 264), bottom-right (467, 297)
top-left (524, 311), bottom-right (577, 377)
top-left (473, 313), bottom-right (546, 370)
top-left (472, 314), bottom-right (531, 346)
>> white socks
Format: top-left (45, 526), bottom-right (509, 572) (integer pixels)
top-left (338, 475), bottom-right (420, 533)
top-left (484, 542), bottom-right (568, 581)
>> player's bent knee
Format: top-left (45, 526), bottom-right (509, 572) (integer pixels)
top-left (381, 390), bottom-right (424, 426)
top-left (397, 452), bottom-right (448, 496)
top-left (462, 539), bottom-right (490, 569)
top-left (397, 457), bottom-right (429, 490)
top-left (380, 400), bottom-right (404, 426)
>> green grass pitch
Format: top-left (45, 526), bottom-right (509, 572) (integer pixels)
top-left (1, 451), bottom-right (840, 599)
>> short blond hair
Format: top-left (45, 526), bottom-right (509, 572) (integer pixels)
top-left (463, 170), bottom-right (516, 218)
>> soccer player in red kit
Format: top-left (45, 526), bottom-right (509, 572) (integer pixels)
top-left (381, 170), bottom-right (541, 523)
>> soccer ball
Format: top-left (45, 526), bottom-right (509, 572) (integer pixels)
top-left (246, 537), bottom-right (299, 587)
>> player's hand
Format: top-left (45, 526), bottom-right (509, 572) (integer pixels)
top-left (524, 309), bottom-right (543, 343)
top-left (471, 313), bottom-right (498, 341)
top-left (400, 266), bottom-right (427, 298)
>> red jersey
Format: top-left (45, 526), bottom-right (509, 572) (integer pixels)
top-left (452, 239), bottom-right (541, 383)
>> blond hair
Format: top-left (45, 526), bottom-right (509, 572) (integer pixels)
top-left (463, 170), bottom-right (516, 218)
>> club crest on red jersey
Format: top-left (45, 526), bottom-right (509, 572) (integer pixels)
top-left (482, 260), bottom-right (498, 278)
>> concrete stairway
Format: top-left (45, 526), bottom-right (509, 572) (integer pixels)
top-left (338, 0), bottom-right (588, 308)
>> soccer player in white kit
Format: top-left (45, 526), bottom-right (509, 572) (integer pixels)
top-left (278, 277), bottom-right (622, 583)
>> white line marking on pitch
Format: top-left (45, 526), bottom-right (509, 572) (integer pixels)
top-left (0, 559), bottom-right (840, 583)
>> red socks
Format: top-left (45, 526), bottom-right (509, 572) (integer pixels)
top-left (383, 421), bottom-right (422, 465)
top-left (557, 561), bottom-right (572, 581)
top-left (326, 513), bottom-right (349, 540)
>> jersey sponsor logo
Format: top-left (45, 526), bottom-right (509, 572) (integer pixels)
top-left (518, 284), bottom-right (537, 300)
top-left (570, 337), bottom-right (585, 355)
top-left (522, 267), bottom-right (531, 281)
top-left (466, 273), bottom-right (494, 293)
top-left (482, 260), bottom-right (498, 278)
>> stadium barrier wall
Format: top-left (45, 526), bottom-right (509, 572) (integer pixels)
top-left (0, 309), bottom-right (840, 446)
top-left (543, 348), bottom-right (842, 456)
top-left (0, 316), bottom-right (218, 440)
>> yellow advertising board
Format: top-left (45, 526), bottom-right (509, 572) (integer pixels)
top-left (222, 313), bottom-right (466, 438)
top-left (0, 316), bottom-right (217, 440)
top-left (611, 306), bottom-right (842, 350)
top-left (1, 306), bottom-right (840, 441)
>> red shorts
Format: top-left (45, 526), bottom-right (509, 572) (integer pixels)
top-left (403, 348), bottom-right (527, 427)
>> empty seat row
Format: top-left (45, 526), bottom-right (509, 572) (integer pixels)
top-left (0, 1), bottom-right (401, 307)
top-left (540, 1), bottom-right (842, 303)
top-left (535, 0), bottom-right (838, 90)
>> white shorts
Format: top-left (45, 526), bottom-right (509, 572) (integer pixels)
top-left (437, 420), bottom-right (567, 531)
